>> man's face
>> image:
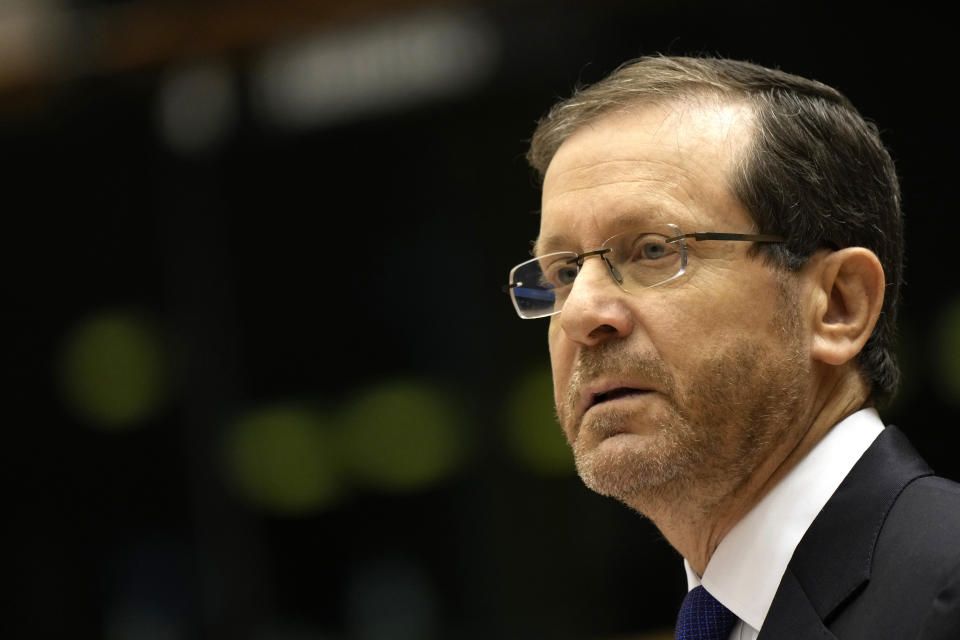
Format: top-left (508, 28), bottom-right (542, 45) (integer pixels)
top-left (539, 101), bottom-right (811, 512)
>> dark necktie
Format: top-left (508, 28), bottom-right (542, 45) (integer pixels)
top-left (675, 585), bottom-right (738, 640)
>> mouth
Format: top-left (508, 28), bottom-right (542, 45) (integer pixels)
top-left (588, 387), bottom-right (651, 410)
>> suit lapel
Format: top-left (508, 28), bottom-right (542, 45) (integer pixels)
top-left (757, 569), bottom-right (836, 639)
top-left (760, 427), bottom-right (932, 636)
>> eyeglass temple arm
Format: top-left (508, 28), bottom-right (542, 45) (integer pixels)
top-left (504, 234), bottom-right (783, 292)
top-left (669, 232), bottom-right (785, 243)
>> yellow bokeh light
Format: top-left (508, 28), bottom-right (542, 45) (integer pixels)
top-left (338, 379), bottom-right (467, 492)
top-left (222, 404), bottom-right (340, 515)
top-left (503, 364), bottom-right (573, 476)
top-left (58, 311), bottom-right (167, 430)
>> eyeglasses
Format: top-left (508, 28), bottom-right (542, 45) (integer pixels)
top-left (505, 224), bottom-right (785, 319)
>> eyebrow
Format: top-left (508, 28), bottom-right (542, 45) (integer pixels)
top-left (531, 211), bottom-right (673, 257)
top-left (531, 234), bottom-right (573, 258)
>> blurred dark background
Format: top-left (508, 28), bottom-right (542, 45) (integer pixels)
top-left (5, 1), bottom-right (960, 638)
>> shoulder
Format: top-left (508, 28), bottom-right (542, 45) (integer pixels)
top-left (831, 474), bottom-right (960, 638)
top-left (882, 475), bottom-right (960, 549)
top-left (873, 475), bottom-right (960, 583)
top-left (761, 428), bottom-right (960, 638)
top-left (873, 474), bottom-right (960, 583)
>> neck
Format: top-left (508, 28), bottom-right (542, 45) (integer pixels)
top-left (632, 369), bottom-right (871, 576)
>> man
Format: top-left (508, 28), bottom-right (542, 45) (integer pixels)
top-left (505, 56), bottom-right (960, 638)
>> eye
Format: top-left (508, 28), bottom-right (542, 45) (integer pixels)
top-left (540, 254), bottom-right (580, 289)
top-left (555, 265), bottom-right (578, 285)
top-left (640, 241), bottom-right (666, 259)
top-left (632, 235), bottom-right (673, 261)
top-left (540, 259), bottom-right (579, 288)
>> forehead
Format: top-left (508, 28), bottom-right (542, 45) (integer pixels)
top-left (536, 100), bottom-right (755, 254)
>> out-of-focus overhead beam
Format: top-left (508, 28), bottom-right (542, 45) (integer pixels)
top-left (93, 0), bottom-right (456, 72)
top-left (0, 0), bottom-right (456, 99)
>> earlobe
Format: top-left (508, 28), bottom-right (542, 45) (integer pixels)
top-left (810, 248), bottom-right (885, 366)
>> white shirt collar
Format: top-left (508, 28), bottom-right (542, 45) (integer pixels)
top-left (683, 408), bottom-right (884, 632)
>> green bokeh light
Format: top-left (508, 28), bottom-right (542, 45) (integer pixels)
top-left (503, 365), bottom-right (574, 475)
top-left (934, 299), bottom-right (960, 404)
top-left (223, 405), bottom-right (340, 515)
top-left (59, 311), bottom-right (167, 430)
top-left (338, 380), bottom-right (467, 492)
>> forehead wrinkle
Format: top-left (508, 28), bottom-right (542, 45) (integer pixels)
top-left (541, 170), bottom-right (700, 246)
top-left (546, 177), bottom-right (668, 199)
top-left (544, 156), bottom-right (663, 184)
top-left (545, 152), bottom-right (718, 212)
top-left (546, 103), bottom-right (753, 193)
top-left (545, 151), bottom-right (747, 235)
top-left (544, 169), bottom-right (703, 225)
top-left (547, 153), bottom-right (697, 186)
top-left (537, 102), bottom-right (756, 256)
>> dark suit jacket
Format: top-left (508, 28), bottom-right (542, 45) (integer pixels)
top-left (759, 427), bottom-right (960, 639)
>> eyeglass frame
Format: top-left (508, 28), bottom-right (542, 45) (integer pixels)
top-left (504, 227), bottom-right (786, 319)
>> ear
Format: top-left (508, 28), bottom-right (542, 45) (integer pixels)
top-left (808, 248), bottom-right (885, 366)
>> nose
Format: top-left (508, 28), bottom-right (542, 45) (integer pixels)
top-left (558, 255), bottom-right (634, 345)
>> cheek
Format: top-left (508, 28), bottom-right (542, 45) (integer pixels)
top-left (644, 280), bottom-right (784, 368)
top-left (547, 323), bottom-right (572, 400)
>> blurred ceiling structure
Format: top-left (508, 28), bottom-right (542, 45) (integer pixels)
top-left (0, 0), bottom-right (462, 106)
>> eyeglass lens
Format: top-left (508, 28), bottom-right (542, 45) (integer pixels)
top-left (509, 226), bottom-right (687, 318)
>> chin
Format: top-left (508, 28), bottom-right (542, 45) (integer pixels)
top-left (572, 426), bottom-right (693, 504)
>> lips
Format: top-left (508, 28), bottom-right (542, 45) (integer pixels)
top-left (592, 387), bottom-right (648, 405)
top-left (578, 380), bottom-right (654, 421)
